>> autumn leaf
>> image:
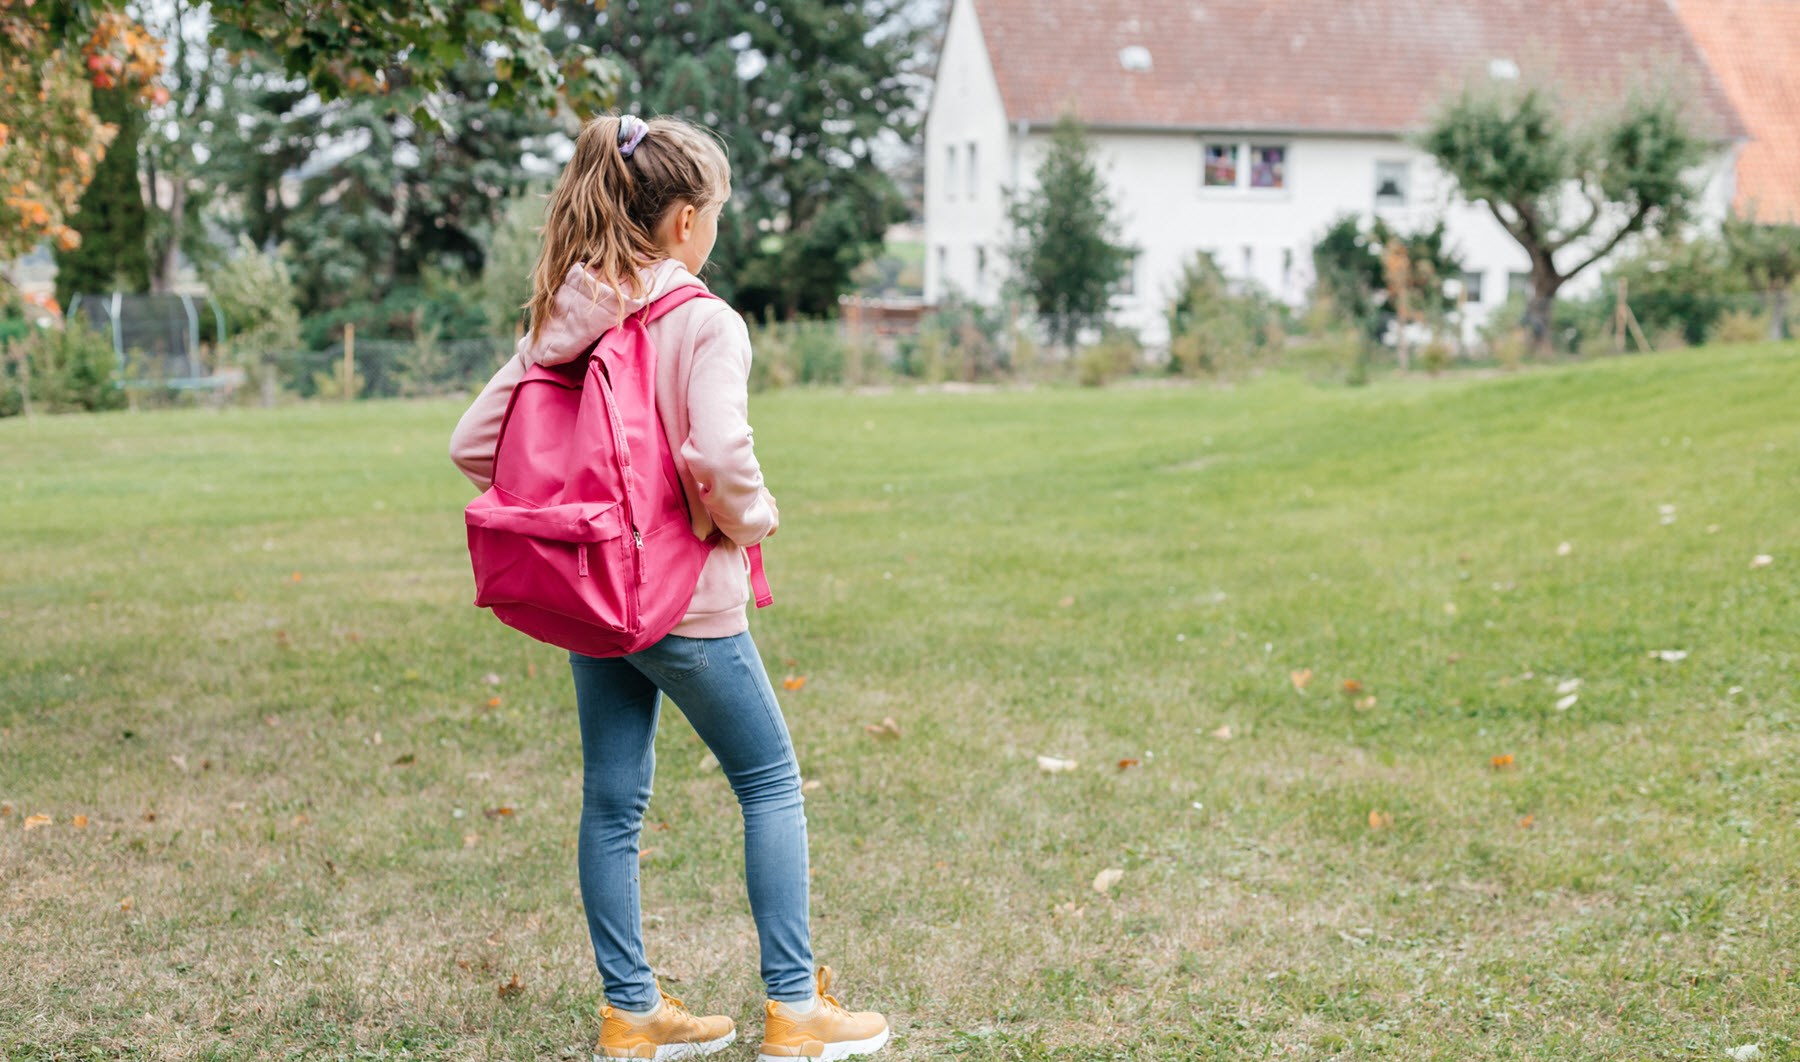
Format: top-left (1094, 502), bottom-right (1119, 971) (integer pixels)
top-left (1490, 754), bottom-right (1515, 770)
top-left (391, 754), bottom-right (416, 766)
top-left (23, 813), bottom-right (52, 831)
top-left (697, 751), bottom-right (720, 772)
top-left (1518, 815), bottom-right (1536, 829)
top-left (863, 717), bottom-right (901, 739)
top-left (1341, 679), bottom-right (1363, 694)
top-left (72, 814), bottom-right (89, 828)
top-left (118, 896), bottom-right (134, 912)
top-left (1290, 668), bottom-right (1314, 691)
top-left (801, 779), bottom-right (822, 793)
top-left (485, 696), bottom-right (501, 708)
top-left (1368, 810), bottom-right (1393, 830)
top-left (1353, 696), bottom-right (1377, 710)
top-left (290, 571), bottom-right (303, 582)
top-left (783, 675), bottom-right (808, 691)
top-left (1210, 725), bottom-right (1233, 741)
top-left (497, 974), bottom-right (525, 999)
top-left (1036, 755), bottom-right (1079, 773)
top-left (638, 848), bottom-right (655, 861)
top-left (1116, 758), bottom-right (1140, 771)
top-left (1092, 867), bottom-right (1125, 895)
top-left (482, 807), bottom-right (515, 820)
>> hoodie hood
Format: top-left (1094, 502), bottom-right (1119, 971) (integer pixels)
top-left (520, 258), bottom-right (707, 367)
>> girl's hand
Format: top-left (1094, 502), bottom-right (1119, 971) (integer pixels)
top-left (761, 487), bottom-right (779, 538)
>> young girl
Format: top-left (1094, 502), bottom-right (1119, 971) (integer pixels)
top-left (449, 114), bottom-right (889, 1062)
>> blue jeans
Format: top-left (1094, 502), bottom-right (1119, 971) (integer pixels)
top-left (569, 631), bottom-right (815, 1008)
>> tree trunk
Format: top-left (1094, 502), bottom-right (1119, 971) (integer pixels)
top-left (1525, 268), bottom-right (1564, 355)
top-left (152, 182), bottom-right (186, 294)
top-left (1769, 287), bottom-right (1790, 341)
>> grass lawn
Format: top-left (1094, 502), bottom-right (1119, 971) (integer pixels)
top-left (2, 343), bottom-right (1797, 1060)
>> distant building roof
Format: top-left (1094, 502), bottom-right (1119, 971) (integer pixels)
top-left (1673, 0), bottom-right (1800, 222)
top-left (968, 0), bottom-right (1745, 139)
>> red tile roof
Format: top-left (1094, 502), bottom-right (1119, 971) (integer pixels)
top-left (968, 0), bottom-right (1744, 139)
top-left (1674, 0), bottom-right (1800, 222)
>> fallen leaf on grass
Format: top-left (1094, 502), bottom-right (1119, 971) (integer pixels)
top-left (483, 672), bottom-right (501, 685)
top-left (782, 675), bottom-right (808, 691)
top-left (697, 752), bottom-right (719, 771)
top-left (1368, 810), bottom-right (1393, 830)
top-left (485, 697), bottom-right (502, 709)
top-left (0, 802), bottom-right (12, 817)
top-left (1555, 694), bottom-right (1579, 711)
top-left (1649, 649), bottom-right (1689, 663)
top-left (1210, 725), bottom-right (1233, 741)
top-left (72, 815), bottom-right (88, 828)
top-left (863, 717), bottom-right (901, 739)
top-left (1116, 758), bottom-right (1140, 770)
top-left (290, 571), bottom-right (303, 583)
top-left (497, 974), bottom-right (525, 999)
top-left (1518, 815), bottom-right (1535, 829)
top-left (23, 814), bottom-right (52, 831)
top-left (1052, 901), bottom-right (1085, 919)
top-left (482, 807), bottom-right (515, 820)
top-left (638, 848), bottom-right (655, 861)
top-left (391, 754), bottom-right (415, 766)
top-left (1726, 1044), bottom-right (1762, 1061)
top-left (1556, 678), bottom-right (1582, 695)
top-left (1750, 554), bottom-right (1773, 569)
top-left (169, 754), bottom-right (188, 772)
top-left (226, 801), bottom-right (248, 812)
top-left (1341, 679), bottom-right (1363, 694)
top-left (1036, 755), bottom-right (1078, 773)
top-left (1490, 754), bottom-right (1515, 770)
top-left (1092, 868), bottom-right (1125, 895)
top-left (1289, 668), bottom-right (1313, 691)
top-left (1354, 696), bottom-right (1378, 710)
top-left (1555, 541), bottom-right (1573, 557)
top-left (290, 814), bottom-right (310, 826)
top-left (118, 896), bottom-right (133, 912)
top-left (801, 779), bottom-right (822, 793)
top-left (463, 833), bottom-right (479, 848)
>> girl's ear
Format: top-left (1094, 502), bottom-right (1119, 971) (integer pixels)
top-left (678, 203), bottom-right (698, 242)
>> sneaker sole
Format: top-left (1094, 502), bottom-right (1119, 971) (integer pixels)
top-left (594, 1030), bottom-right (736, 1062)
top-left (756, 1026), bottom-right (890, 1062)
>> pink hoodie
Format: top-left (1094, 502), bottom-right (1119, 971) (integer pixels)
top-left (449, 259), bottom-right (777, 639)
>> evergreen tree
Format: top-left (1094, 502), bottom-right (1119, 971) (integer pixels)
top-left (1006, 114), bottom-right (1135, 350)
top-left (562, 1), bottom-right (924, 318)
top-left (54, 85), bottom-right (152, 305)
top-left (1420, 78), bottom-right (1706, 351)
top-left (1312, 214), bottom-right (1462, 344)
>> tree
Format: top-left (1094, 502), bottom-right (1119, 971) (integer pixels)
top-left (1311, 214), bottom-right (1462, 364)
top-left (1723, 216), bottom-right (1800, 340)
top-left (562, 1), bottom-right (924, 318)
top-left (1006, 114), bottom-right (1135, 350)
top-left (53, 84), bottom-right (152, 305)
top-left (2, 0), bottom-right (612, 279)
top-left (1420, 78), bottom-right (1708, 351)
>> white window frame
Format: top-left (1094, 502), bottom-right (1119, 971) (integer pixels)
top-left (945, 145), bottom-right (957, 201)
top-left (966, 141), bottom-right (979, 200)
top-left (1375, 160), bottom-right (1410, 207)
top-left (1201, 139), bottom-right (1291, 195)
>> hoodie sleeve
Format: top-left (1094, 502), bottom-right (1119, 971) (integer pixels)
top-left (449, 352), bottom-right (528, 491)
top-left (680, 308), bottom-right (777, 547)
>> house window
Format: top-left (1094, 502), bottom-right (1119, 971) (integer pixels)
top-left (1114, 253), bottom-right (1138, 296)
top-left (1250, 146), bottom-right (1285, 189)
top-left (945, 145), bottom-right (957, 201)
top-left (966, 142), bottom-right (978, 200)
top-left (1375, 161), bottom-right (1410, 206)
top-left (1507, 271), bottom-right (1531, 299)
top-left (936, 245), bottom-right (949, 287)
top-left (1460, 271), bottom-right (1485, 304)
top-left (1203, 143), bottom-right (1238, 187)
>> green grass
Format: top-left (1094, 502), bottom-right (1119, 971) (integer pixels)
top-left (3, 343), bottom-right (1798, 1060)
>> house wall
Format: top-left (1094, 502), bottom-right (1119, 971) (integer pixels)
top-left (922, 0), bottom-right (1014, 307)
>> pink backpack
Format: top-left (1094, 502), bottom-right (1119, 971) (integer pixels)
top-left (464, 285), bottom-right (771, 657)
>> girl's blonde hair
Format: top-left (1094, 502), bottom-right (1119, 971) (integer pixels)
top-left (527, 114), bottom-right (731, 329)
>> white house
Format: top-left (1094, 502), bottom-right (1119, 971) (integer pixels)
top-left (923, 0), bottom-right (1746, 345)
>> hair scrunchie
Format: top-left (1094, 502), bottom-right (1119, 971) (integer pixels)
top-left (618, 114), bottom-right (649, 157)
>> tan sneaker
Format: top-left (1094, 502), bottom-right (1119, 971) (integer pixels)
top-left (595, 988), bottom-right (736, 1061)
top-left (757, 966), bottom-right (890, 1061)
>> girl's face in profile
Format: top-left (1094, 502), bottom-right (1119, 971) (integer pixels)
top-left (660, 185), bottom-right (729, 275)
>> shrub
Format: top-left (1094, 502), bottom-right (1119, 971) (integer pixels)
top-left (1711, 309), bottom-right (1770, 345)
top-left (1076, 329), bottom-right (1141, 387)
top-left (205, 238), bottom-right (303, 402)
top-left (0, 320), bottom-right (128, 416)
top-left (1167, 253), bottom-right (1285, 378)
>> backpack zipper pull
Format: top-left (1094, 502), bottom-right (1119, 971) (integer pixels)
top-left (633, 529), bottom-right (643, 549)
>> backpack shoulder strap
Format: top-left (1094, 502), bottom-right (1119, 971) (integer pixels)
top-left (638, 284), bottom-right (719, 325)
